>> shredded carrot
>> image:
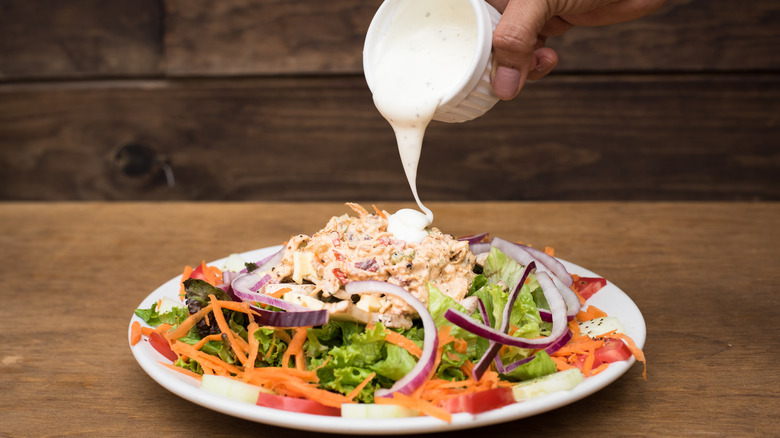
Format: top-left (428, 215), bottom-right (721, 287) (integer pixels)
top-left (590, 362), bottom-right (610, 375)
top-left (130, 321), bottom-right (143, 345)
top-left (543, 246), bottom-right (555, 257)
top-left (207, 299), bottom-right (256, 315)
top-left (153, 323), bottom-right (173, 334)
top-left (243, 322), bottom-right (261, 382)
top-left (605, 332), bottom-right (647, 379)
top-left (179, 265), bottom-right (193, 298)
top-left (417, 365), bottom-right (511, 408)
top-left (552, 335), bottom-right (604, 357)
top-left (581, 352), bottom-right (596, 376)
top-left (376, 392), bottom-right (452, 423)
top-left (460, 360), bottom-right (475, 377)
top-left (368, 323), bottom-right (422, 358)
top-left (576, 304), bottom-right (608, 322)
top-left (568, 319), bottom-right (581, 337)
top-left (266, 287), bottom-right (291, 299)
top-left (160, 361), bottom-right (203, 381)
top-left (551, 355), bottom-right (575, 371)
top-left (140, 326), bottom-right (155, 337)
top-left (372, 205), bottom-right (387, 219)
top-left (346, 372), bottom-right (376, 401)
top-left (346, 202), bottom-right (370, 217)
top-left (282, 327), bottom-right (308, 370)
top-left (199, 361), bottom-right (216, 375)
top-left (244, 366), bottom-right (318, 383)
top-left (198, 260), bottom-right (223, 286)
top-left (192, 334), bottom-right (224, 351)
top-left (166, 303), bottom-right (214, 341)
top-left (275, 329), bottom-right (292, 344)
top-left (171, 341), bottom-right (242, 375)
top-left (208, 295), bottom-right (249, 365)
top-left (437, 325), bottom-right (468, 354)
top-left (274, 378), bottom-right (352, 408)
top-left (407, 326), bottom-right (473, 406)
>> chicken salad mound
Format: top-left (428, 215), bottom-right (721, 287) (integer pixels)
top-left (266, 203), bottom-right (476, 328)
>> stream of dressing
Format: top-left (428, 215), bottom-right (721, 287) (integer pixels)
top-left (368, 0), bottom-right (478, 243)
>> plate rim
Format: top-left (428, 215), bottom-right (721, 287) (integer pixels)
top-left (128, 246), bottom-right (646, 434)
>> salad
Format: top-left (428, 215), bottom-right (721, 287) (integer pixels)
top-left (131, 203), bottom-right (645, 422)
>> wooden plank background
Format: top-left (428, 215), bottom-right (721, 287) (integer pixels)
top-left (0, 0), bottom-right (778, 201)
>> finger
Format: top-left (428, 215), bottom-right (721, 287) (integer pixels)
top-left (561, 0), bottom-right (668, 26)
top-left (491, 0), bottom-right (551, 99)
top-left (526, 47), bottom-right (559, 81)
top-left (484, 0), bottom-right (510, 13)
top-left (540, 16), bottom-right (575, 37)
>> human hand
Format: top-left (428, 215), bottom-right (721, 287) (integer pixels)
top-left (486, 0), bottom-right (667, 100)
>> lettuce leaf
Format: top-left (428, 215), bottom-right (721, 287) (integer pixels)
top-left (308, 321), bottom-right (407, 403)
top-left (427, 283), bottom-right (489, 362)
top-left (483, 246), bottom-right (527, 291)
top-left (474, 247), bottom-right (554, 379)
top-left (501, 351), bottom-right (558, 381)
top-left (134, 302), bottom-right (189, 327)
top-left (371, 344), bottom-right (418, 381)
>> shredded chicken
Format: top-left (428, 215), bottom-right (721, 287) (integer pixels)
top-left (267, 203), bottom-right (476, 321)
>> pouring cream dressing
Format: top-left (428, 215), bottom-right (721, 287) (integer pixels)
top-left (367, 0), bottom-right (478, 243)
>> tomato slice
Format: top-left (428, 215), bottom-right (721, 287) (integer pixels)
top-left (148, 331), bottom-right (178, 362)
top-left (572, 338), bottom-right (632, 373)
top-left (441, 387), bottom-right (515, 414)
top-left (256, 392), bottom-right (341, 416)
top-left (572, 353), bottom-right (603, 372)
top-left (188, 265), bottom-right (209, 281)
top-left (594, 338), bottom-right (632, 363)
top-left (572, 277), bottom-right (607, 300)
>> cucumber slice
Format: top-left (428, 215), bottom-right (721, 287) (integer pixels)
top-left (512, 369), bottom-right (584, 400)
top-left (200, 375), bottom-right (269, 403)
top-left (222, 253), bottom-right (248, 272)
top-left (341, 403), bottom-right (420, 419)
top-left (157, 296), bottom-right (185, 314)
top-left (578, 316), bottom-right (625, 338)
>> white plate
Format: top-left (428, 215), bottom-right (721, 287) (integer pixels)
top-left (129, 246), bottom-right (646, 434)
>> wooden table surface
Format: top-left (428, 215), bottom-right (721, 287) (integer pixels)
top-left (2, 201), bottom-right (778, 437)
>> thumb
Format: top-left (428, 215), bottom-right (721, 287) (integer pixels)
top-left (491, 0), bottom-right (552, 99)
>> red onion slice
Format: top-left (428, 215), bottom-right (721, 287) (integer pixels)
top-left (470, 262), bottom-right (534, 380)
top-left (496, 329), bottom-right (573, 374)
top-left (231, 272), bottom-right (328, 327)
top-left (471, 265), bottom-right (574, 377)
top-left (240, 247), bottom-right (285, 274)
top-left (256, 247), bottom-right (284, 271)
top-left (490, 238), bottom-right (579, 317)
top-left (444, 271), bottom-right (568, 349)
top-left (469, 242), bottom-right (492, 256)
top-left (553, 275), bottom-right (581, 319)
top-left (344, 280), bottom-right (439, 398)
top-left (472, 298), bottom-right (501, 380)
top-left (492, 238), bottom-right (573, 288)
top-left (517, 243), bottom-right (573, 287)
top-left (458, 232), bottom-right (489, 244)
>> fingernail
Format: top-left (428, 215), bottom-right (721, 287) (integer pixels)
top-left (492, 65), bottom-right (522, 99)
top-left (535, 56), bottom-right (554, 73)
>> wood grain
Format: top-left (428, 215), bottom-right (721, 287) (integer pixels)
top-left (163, 0), bottom-right (383, 75)
top-left (0, 0), bottom-right (164, 80)
top-left (553, 0), bottom-right (780, 72)
top-left (1, 0), bottom-right (778, 80)
top-left (1, 75), bottom-right (778, 201)
top-left (156, 0), bottom-right (780, 76)
top-left (1, 202), bottom-right (778, 436)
